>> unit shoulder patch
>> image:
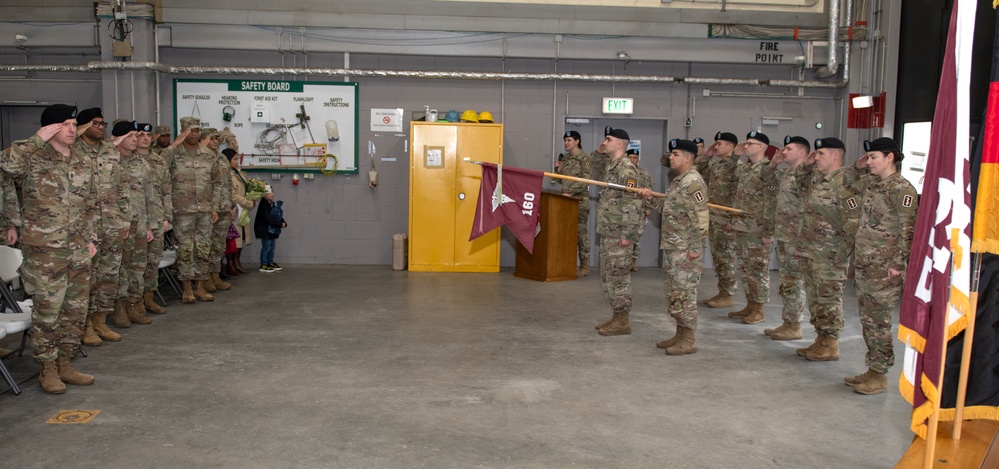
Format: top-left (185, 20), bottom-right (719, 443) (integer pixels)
top-left (626, 178), bottom-right (637, 188)
top-left (846, 197), bottom-right (858, 209)
top-left (902, 194), bottom-right (913, 208)
top-left (694, 190), bottom-right (704, 202)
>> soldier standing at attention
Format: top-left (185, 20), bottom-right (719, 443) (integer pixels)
top-left (728, 131), bottom-right (777, 325)
top-left (640, 139), bottom-right (709, 355)
top-left (1, 104), bottom-right (99, 394)
top-left (593, 128), bottom-right (643, 336)
top-left (843, 137), bottom-right (918, 394)
top-left (163, 117), bottom-right (223, 303)
top-left (71, 108), bottom-right (131, 343)
top-left (555, 130), bottom-right (593, 276)
top-left (794, 138), bottom-right (861, 362)
top-left (200, 128), bottom-right (233, 292)
top-left (627, 149), bottom-right (652, 272)
top-left (113, 121), bottom-right (159, 326)
top-left (700, 132), bottom-right (740, 309)
top-left (762, 136), bottom-right (810, 340)
top-left (137, 123), bottom-right (172, 315)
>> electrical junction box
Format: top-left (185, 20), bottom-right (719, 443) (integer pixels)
top-left (112, 41), bottom-right (133, 58)
top-left (250, 102), bottom-right (271, 123)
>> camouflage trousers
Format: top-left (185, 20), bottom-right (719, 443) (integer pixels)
top-left (631, 217), bottom-right (647, 262)
top-left (88, 227), bottom-right (126, 316)
top-left (708, 221), bottom-right (738, 296)
top-left (174, 212), bottom-right (213, 281)
top-left (118, 220), bottom-right (148, 302)
top-left (663, 248), bottom-right (703, 330)
top-left (803, 257), bottom-right (848, 338)
top-left (21, 244), bottom-right (91, 362)
top-left (576, 198), bottom-right (590, 263)
top-left (735, 233), bottom-right (771, 303)
top-left (210, 216), bottom-right (230, 266)
top-left (775, 240), bottom-right (805, 323)
top-left (143, 229), bottom-right (164, 291)
top-left (856, 267), bottom-right (903, 374)
top-left (599, 237), bottom-right (633, 313)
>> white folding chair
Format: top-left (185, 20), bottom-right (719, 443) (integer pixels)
top-left (157, 249), bottom-right (182, 304)
top-left (0, 246), bottom-right (29, 356)
top-left (0, 312), bottom-right (31, 395)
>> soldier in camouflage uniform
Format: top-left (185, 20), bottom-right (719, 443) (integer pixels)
top-left (201, 128), bottom-right (233, 292)
top-left (700, 132), bottom-right (741, 308)
top-left (642, 139), bottom-right (709, 355)
top-left (153, 125), bottom-right (172, 155)
top-left (1, 104), bottom-right (99, 394)
top-left (728, 131), bottom-right (777, 325)
top-left (138, 124), bottom-right (172, 314)
top-left (842, 137), bottom-right (918, 394)
top-left (627, 149), bottom-right (652, 271)
top-left (762, 136), bottom-right (811, 340)
top-left (555, 131), bottom-right (593, 276)
top-left (113, 121), bottom-right (161, 327)
top-left (163, 117), bottom-right (224, 303)
top-left (0, 170), bottom-right (19, 246)
top-left (793, 137), bottom-right (861, 362)
top-left (71, 108), bottom-right (131, 344)
top-left (589, 125), bottom-right (613, 182)
top-left (690, 137), bottom-right (708, 175)
top-left (594, 128), bottom-right (644, 336)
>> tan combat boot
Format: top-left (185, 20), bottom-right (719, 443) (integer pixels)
top-left (39, 361), bottom-right (66, 394)
top-left (193, 280), bottom-right (215, 302)
top-left (91, 311), bottom-right (121, 342)
top-left (630, 259), bottom-right (638, 272)
top-left (805, 335), bottom-right (840, 361)
top-left (56, 355), bottom-right (95, 386)
top-left (81, 316), bottom-right (102, 347)
top-left (853, 371), bottom-right (888, 395)
top-left (796, 335), bottom-right (821, 357)
top-left (112, 300), bottom-right (131, 328)
top-left (203, 274), bottom-right (217, 293)
top-left (577, 260), bottom-right (589, 277)
top-left (656, 325), bottom-right (682, 349)
top-left (126, 300), bottom-right (153, 325)
top-left (770, 322), bottom-right (802, 340)
top-left (597, 312), bottom-right (631, 336)
top-left (210, 272), bottom-right (231, 291)
top-left (741, 302), bottom-right (765, 324)
top-left (727, 303), bottom-right (753, 319)
top-left (594, 312), bottom-right (620, 330)
top-left (144, 290), bottom-right (166, 314)
top-left (181, 280), bottom-right (196, 304)
top-left (704, 293), bottom-right (735, 308)
top-left (844, 368), bottom-right (877, 387)
top-left (665, 327), bottom-right (697, 355)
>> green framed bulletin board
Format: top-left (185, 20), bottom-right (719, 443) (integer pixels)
top-left (173, 79), bottom-right (359, 174)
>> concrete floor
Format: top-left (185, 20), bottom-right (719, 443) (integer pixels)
top-left (0, 265), bottom-right (914, 468)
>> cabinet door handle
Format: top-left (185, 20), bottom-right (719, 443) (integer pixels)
top-left (458, 192), bottom-right (466, 200)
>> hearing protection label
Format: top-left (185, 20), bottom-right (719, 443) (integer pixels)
top-left (174, 79), bottom-right (359, 174)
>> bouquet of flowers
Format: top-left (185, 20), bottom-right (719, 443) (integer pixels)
top-left (245, 178), bottom-right (268, 201)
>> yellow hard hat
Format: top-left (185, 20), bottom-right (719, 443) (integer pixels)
top-left (460, 110), bottom-right (479, 123)
top-left (477, 111), bottom-right (494, 123)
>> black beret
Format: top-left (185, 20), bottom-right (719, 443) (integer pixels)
top-left (625, 148), bottom-right (639, 156)
top-left (864, 137), bottom-right (899, 153)
top-left (714, 132), bottom-right (738, 145)
top-left (692, 137), bottom-right (704, 145)
top-left (137, 122), bottom-right (153, 133)
top-left (111, 120), bottom-right (138, 137)
top-left (784, 135), bottom-right (810, 150)
top-left (607, 127), bottom-right (630, 141)
top-left (814, 137), bottom-right (846, 151)
top-left (747, 131), bottom-right (770, 146)
top-left (563, 130), bottom-right (581, 141)
top-left (40, 104), bottom-right (78, 127)
top-left (76, 107), bottom-right (103, 126)
top-left (222, 148), bottom-right (239, 160)
top-left (668, 139), bottom-right (698, 156)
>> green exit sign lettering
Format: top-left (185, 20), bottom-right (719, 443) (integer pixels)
top-left (602, 97), bottom-right (634, 115)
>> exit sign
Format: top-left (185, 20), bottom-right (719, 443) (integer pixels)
top-left (602, 97), bottom-right (634, 115)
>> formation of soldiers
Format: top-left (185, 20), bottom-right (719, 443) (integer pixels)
top-left (1, 105), bottom-right (252, 395)
top-left (558, 127), bottom-right (918, 395)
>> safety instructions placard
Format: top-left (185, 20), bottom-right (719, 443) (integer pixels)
top-left (173, 79), bottom-right (358, 174)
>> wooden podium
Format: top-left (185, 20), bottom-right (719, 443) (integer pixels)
top-left (514, 192), bottom-right (579, 282)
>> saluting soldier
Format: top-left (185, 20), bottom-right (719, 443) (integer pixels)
top-left (152, 125), bottom-right (172, 156)
top-left (843, 137), bottom-right (918, 394)
top-left (641, 139), bottom-right (709, 355)
top-left (555, 130), bottom-right (594, 276)
top-left (200, 127), bottom-right (233, 293)
top-left (137, 123), bottom-right (172, 315)
top-left (700, 132), bottom-right (741, 308)
top-left (690, 137), bottom-right (708, 175)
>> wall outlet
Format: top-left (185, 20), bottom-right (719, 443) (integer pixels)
top-left (271, 173), bottom-right (282, 180)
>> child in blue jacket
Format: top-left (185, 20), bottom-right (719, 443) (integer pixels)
top-left (254, 185), bottom-right (287, 272)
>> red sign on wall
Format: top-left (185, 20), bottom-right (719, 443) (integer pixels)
top-left (847, 92), bottom-right (887, 128)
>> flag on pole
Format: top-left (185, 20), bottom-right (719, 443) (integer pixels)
top-left (897, 0), bottom-right (975, 440)
top-left (469, 162), bottom-right (544, 253)
top-left (972, 3), bottom-right (999, 255)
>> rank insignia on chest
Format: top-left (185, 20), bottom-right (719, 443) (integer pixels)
top-left (626, 178), bottom-right (637, 188)
top-left (694, 191), bottom-right (704, 202)
top-left (902, 195), bottom-right (913, 207)
top-left (846, 197), bottom-right (858, 209)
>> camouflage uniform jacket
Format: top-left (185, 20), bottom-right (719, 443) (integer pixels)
top-left (703, 155), bottom-right (739, 227)
top-left (693, 154), bottom-right (710, 176)
top-left (636, 165), bottom-right (653, 192)
top-left (794, 164), bottom-right (862, 265)
top-left (844, 167), bottom-right (918, 275)
top-left (650, 168), bottom-right (709, 251)
top-left (765, 165), bottom-right (804, 244)
top-left (71, 139), bottom-right (131, 231)
top-left (557, 148), bottom-right (592, 197)
top-left (140, 150), bottom-right (173, 225)
top-left (731, 158), bottom-right (776, 237)
top-left (121, 152), bottom-right (163, 233)
top-left (596, 156), bottom-right (643, 242)
top-left (212, 151), bottom-right (233, 212)
top-left (1, 135), bottom-right (98, 249)
top-left (165, 144), bottom-right (224, 215)
top-left (0, 158), bottom-right (21, 230)
top-left (590, 150), bottom-right (610, 182)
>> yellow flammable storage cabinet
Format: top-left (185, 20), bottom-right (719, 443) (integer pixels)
top-left (409, 122), bottom-right (503, 272)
